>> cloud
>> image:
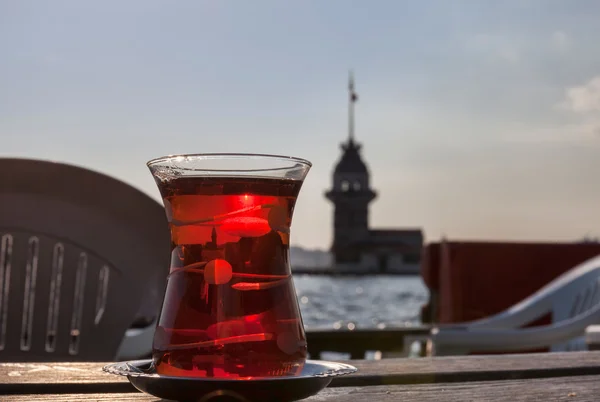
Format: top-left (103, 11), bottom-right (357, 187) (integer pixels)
top-left (552, 76), bottom-right (600, 141)
top-left (560, 76), bottom-right (600, 114)
top-left (551, 30), bottom-right (570, 51)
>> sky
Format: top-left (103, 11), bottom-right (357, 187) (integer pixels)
top-left (2, 0), bottom-right (600, 249)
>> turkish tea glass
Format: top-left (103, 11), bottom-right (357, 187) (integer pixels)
top-left (147, 154), bottom-right (311, 379)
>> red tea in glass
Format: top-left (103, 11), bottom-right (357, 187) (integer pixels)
top-left (147, 154), bottom-right (311, 378)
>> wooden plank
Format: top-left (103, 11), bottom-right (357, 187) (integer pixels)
top-left (4, 375), bottom-right (600, 401)
top-left (3, 394), bottom-right (151, 401)
top-left (2, 351), bottom-right (600, 394)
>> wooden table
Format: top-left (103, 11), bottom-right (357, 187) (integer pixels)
top-left (2, 352), bottom-right (600, 401)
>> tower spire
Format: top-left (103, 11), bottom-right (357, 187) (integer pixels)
top-left (348, 70), bottom-right (358, 144)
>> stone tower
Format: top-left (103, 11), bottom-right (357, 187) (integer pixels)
top-left (325, 73), bottom-right (377, 263)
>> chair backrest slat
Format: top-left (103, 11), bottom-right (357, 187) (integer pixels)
top-left (95, 265), bottom-right (110, 326)
top-left (45, 242), bottom-right (64, 353)
top-left (0, 234), bottom-right (12, 351)
top-left (20, 236), bottom-right (39, 352)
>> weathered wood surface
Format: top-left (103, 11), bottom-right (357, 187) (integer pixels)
top-left (306, 327), bottom-right (430, 358)
top-left (2, 351), bottom-right (600, 395)
top-left (4, 375), bottom-right (600, 401)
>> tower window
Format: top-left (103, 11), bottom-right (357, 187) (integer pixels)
top-left (341, 180), bottom-right (350, 192)
top-left (353, 181), bottom-right (361, 191)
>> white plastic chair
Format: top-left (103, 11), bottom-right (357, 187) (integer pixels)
top-left (0, 158), bottom-right (169, 361)
top-left (431, 254), bottom-right (600, 356)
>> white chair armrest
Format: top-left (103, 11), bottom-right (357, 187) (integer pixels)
top-left (432, 300), bottom-right (600, 355)
top-left (458, 255), bottom-right (600, 330)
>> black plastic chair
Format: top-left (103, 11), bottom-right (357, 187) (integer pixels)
top-left (0, 158), bottom-right (169, 361)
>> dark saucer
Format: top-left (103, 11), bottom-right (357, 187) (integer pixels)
top-left (103, 359), bottom-right (357, 402)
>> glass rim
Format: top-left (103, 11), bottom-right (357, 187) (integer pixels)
top-left (146, 153), bottom-right (312, 170)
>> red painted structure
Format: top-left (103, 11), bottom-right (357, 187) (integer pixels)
top-left (421, 241), bottom-right (600, 326)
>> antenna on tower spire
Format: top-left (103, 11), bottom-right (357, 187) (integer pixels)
top-left (348, 70), bottom-right (358, 143)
